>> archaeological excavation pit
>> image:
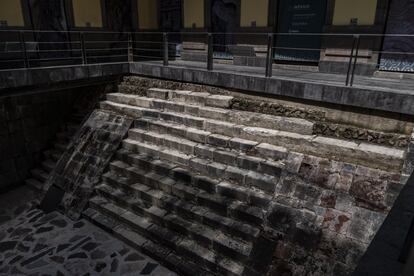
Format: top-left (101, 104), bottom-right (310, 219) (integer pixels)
top-left (1, 72), bottom-right (413, 276)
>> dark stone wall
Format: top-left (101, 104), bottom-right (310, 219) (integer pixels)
top-left (0, 89), bottom-right (78, 192)
top-left (0, 83), bottom-right (113, 193)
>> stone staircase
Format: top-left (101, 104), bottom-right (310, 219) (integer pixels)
top-left (25, 122), bottom-right (80, 192)
top-left (84, 85), bottom-right (405, 275)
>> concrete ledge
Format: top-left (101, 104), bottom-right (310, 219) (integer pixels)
top-left (1, 62), bottom-right (413, 117)
top-left (0, 63), bottom-right (129, 90)
top-left (130, 62), bottom-right (414, 116)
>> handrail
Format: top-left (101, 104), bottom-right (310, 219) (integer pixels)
top-left (1, 29), bottom-right (414, 37)
top-left (0, 30), bottom-right (413, 87)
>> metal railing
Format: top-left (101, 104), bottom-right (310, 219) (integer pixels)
top-left (0, 30), bottom-right (413, 87)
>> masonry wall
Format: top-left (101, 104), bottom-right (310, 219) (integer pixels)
top-left (0, 84), bottom-right (111, 193)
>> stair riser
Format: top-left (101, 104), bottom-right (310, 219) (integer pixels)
top-left (108, 162), bottom-right (264, 227)
top-left (134, 119), bottom-right (288, 169)
top-left (106, 93), bottom-right (313, 135)
top-left (103, 175), bottom-right (258, 242)
top-left (123, 140), bottom-right (279, 196)
top-left (94, 187), bottom-right (250, 267)
top-left (102, 100), bottom-right (404, 172)
top-left (83, 211), bottom-right (180, 275)
top-left (116, 151), bottom-right (272, 210)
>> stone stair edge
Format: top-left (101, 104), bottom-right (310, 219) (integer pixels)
top-left (106, 92), bottom-right (315, 134)
top-left (82, 205), bottom-right (213, 276)
top-left (100, 99), bottom-right (404, 172)
top-left (94, 182), bottom-right (253, 259)
top-left (86, 196), bottom-right (246, 276)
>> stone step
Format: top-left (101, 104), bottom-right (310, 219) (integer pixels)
top-left (43, 149), bottom-right (61, 162)
top-left (134, 117), bottom-right (288, 162)
top-left (101, 99), bottom-right (404, 172)
top-left (146, 88), bottom-right (234, 109)
top-left (129, 127), bottom-right (284, 178)
top-left (105, 92), bottom-right (314, 135)
top-left (41, 159), bottom-right (56, 173)
top-left (103, 170), bottom-right (260, 242)
top-left (108, 160), bottom-right (265, 227)
top-left (87, 196), bottom-right (245, 276)
top-left (30, 168), bottom-right (48, 183)
top-left (56, 131), bottom-right (71, 143)
top-left (122, 138), bottom-right (277, 199)
top-left (95, 183), bottom-right (253, 263)
top-left (54, 141), bottom-right (68, 152)
top-left (25, 178), bottom-right (43, 191)
top-left (61, 123), bottom-right (78, 135)
top-left (82, 207), bottom-right (212, 276)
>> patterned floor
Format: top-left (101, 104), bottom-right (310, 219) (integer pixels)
top-left (0, 186), bottom-right (177, 276)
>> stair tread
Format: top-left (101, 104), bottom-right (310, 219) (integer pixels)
top-left (129, 127), bottom-right (285, 171)
top-left (95, 183), bottom-right (253, 259)
top-left (87, 196), bottom-right (245, 276)
top-left (25, 178), bottom-right (43, 190)
top-left (106, 99), bottom-right (404, 157)
top-left (106, 92), bottom-right (312, 134)
top-left (31, 168), bottom-right (49, 181)
top-left (101, 170), bottom-right (261, 241)
top-left (42, 159), bottom-right (56, 172)
top-left (102, 99), bottom-right (404, 172)
top-left (122, 138), bottom-right (279, 196)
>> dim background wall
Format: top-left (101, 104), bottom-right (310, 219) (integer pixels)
top-left (0, 87), bottom-right (84, 193)
top-left (0, 0), bottom-right (25, 27)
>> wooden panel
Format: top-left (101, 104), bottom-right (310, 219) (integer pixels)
top-left (138, 0), bottom-right (158, 29)
top-left (0, 0), bottom-right (24, 27)
top-left (72, 0), bottom-right (103, 27)
top-left (333, 0), bottom-right (377, 26)
top-left (240, 0), bottom-right (268, 27)
top-left (183, 0), bottom-right (204, 28)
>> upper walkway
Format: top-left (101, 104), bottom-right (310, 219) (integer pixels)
top-left (1, 59), bottom-right (414, 116)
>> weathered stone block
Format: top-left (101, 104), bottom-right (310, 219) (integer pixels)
top-left (245, 171), bottom-right (277, 193)
top-left (207, 134), bottom-right (230, 148)
top-left (237, 155), bottom-right (262, 171)
top-left (205, 95), bottom-right (233, 108)
top-left (213, 150), bottom-right (238, 166)
top-left (194, 144), bottom-right (214, 159)
top-left (147, 88), bottom-right (170, 99)
top-left (255, 143), bottom-right (288, 161)
top-left (205, 120), bottom-right (237, 137)
top-left (186, 128), bottom-right (209, 143)
top-left (189, 158), bottom-right (210, 175)
top-left (217, 182), bottom-right (248, 202)
top-left (224, 166), bottom-right (246, 185)
top-left (229, 137), bottom-right (258, 152)
top-left (198, 106), bottom-right (230, 121)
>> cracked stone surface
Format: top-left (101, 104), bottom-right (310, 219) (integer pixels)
top-left (0, 186), bottom-right (177, 276)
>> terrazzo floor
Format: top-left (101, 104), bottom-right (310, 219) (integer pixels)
top-left (0, 186), bottom-right (177, 276)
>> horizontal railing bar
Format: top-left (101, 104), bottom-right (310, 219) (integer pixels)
top-left (26, 49), bottom-right (82, 53)
top-left (0, 29), bottom-right (413, 37)
top-left (133, 48), bottom-right (162, 52)
top-left (86, 54), bottom-right (127, 58)
top-left (133, 54), bottom-right (162, 59)
top-left (28, 56), bottom-right (82, 61)
top-left (85, 47), bottom-right (128, 51)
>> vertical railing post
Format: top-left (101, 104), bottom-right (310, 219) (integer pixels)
top-left (350, 35), bottom-right (360, 87)
top-left (163, 32), bottom-right (169, 66)
top-left (19, 31), bottom-right (29, 68)
top-left (128, 32), bottom-right (133, 62)
top-left (207, 33), bottom-right (213, 71)
top-left (265, 34), bottom-right (274, 77)
top-left (80, 32), bottom-right (87, 65)
top-left (345, 35), bottom-right (357, 86)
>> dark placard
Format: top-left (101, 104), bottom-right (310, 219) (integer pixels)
top-left (380, 0), bottom-right (414, 72)
top-left (275, 0), bottom-right (327, 62)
